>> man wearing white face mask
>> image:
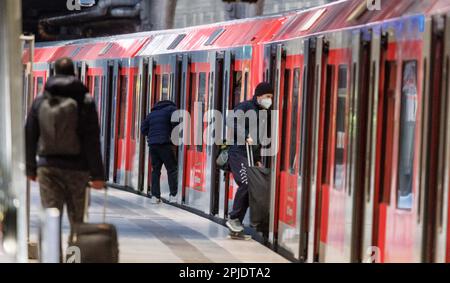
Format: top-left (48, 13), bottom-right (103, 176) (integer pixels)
top-left (226, 82), bottom-right (274, 235)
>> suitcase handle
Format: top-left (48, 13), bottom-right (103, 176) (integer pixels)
top-left (84, 185), bottom-right (108, 224)
top-left (246, 142), bottom-right (254, 167)
top-left (102, 187), bottom-right (107, 223)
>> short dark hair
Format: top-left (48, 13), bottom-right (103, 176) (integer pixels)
top-left (55, 57), bottom-right (75, 76)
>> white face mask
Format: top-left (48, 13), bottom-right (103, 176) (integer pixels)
top-left (259, 98), bottom-right (272, 109)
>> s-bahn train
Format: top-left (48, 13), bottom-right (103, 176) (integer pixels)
top-left (25, 0), bottom-right (450, 263)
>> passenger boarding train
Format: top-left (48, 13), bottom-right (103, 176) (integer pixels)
top-left (24, 0), bottom-right (450, 262)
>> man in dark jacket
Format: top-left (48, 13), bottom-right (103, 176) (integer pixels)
top-left (141, 100), bottom-right (178, 204)
top-left (226, 82), bottom-right (273, 234)
top-left (25, 57), bottom-right (105, 254)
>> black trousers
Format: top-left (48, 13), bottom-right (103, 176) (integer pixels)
top-left (150, 144), bottom-right (178, 198)
top-left (228, 151), bottom-right (249, 222)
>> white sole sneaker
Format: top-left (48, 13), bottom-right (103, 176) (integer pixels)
top-left (151, 198), bottom-right (161, 204)
top-left (226, 221), bottom-right (244, 233)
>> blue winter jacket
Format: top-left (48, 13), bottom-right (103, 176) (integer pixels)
top-left (141, 100), bottom-right (178, 146)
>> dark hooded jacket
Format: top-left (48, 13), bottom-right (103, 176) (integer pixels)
top-left (227, 95), bottom-right (268, 163)
top-left (141, 100), bottom-right (178, 146)
top-left (25, 75), bottom-right (105, 180)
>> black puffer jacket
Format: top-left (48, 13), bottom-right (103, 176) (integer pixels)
top-left (25, 75), bottom-right (105, 180)
top-left (141, 100), bottom-right (178, 146)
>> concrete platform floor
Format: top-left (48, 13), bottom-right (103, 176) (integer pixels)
top-left (29, 185), bottom-right (289, 263)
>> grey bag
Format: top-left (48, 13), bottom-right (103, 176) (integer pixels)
top-left (37, 91), bottom-right (81, 156)
top-left (216, 143), bottom-right (230, 171)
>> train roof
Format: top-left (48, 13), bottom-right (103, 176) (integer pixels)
top-left (30, 0), bottom-right (450, 63)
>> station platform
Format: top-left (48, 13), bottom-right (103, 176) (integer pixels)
top-left (29, 185), bottom-right (289, 263)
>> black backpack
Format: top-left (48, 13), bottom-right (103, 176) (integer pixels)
top-left (37, 91), bottom-right (82, 156)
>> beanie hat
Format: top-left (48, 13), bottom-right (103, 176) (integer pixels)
top-left (254, 82), bottom-right (274, 97)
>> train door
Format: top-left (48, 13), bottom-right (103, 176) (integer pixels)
top-left (129, 58), bottom-right (146, 193)
top-left (317, 30), bottom-right (355, 262)
top-left (268, 44), bottom-right (286, 248)
top-left (435, 12), bottom-right (450, 263)
top-left (140, 55), bottom-right (181, 198)
top-left (374, 17), bottom-right (426, 263)
top-left (102, 60), bottom-right (115, 181)
top-left (429, 14), bottom-right (450, 263)
top-left (272, 39), bottom-right (306, 261)
top-left (135, 57), bottom-right (149, 193)
top-left (217, 50), bottom-right (232, 219)
top-left (108, 61), bottom-right (121, 183)
top-left (182, 51), bottom-right (222, 214)
top-left (358, 26), bottom-right (384, 263)
top-left (308, 36), bottom-right (326, 263)
top-left (216, 48), bottom-right (252, 220)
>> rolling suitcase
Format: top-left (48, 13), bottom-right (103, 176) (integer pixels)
top-left (68, 187), bottom-right (119, 263)
top-left (246, 143), bottom-right (271, 235)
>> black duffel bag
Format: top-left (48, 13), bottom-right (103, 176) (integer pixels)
top-left (245, 144), bottom-right (270, 234)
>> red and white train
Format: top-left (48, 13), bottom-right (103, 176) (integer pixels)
top-left (26, 0), bottom-right (450, 262)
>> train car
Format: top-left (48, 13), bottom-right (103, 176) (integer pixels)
top-left (28, 0), bottom-right (450, 263)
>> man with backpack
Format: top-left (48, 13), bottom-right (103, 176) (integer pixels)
top-left (225, 82), bottom-right (273, 235)
top-left (25, 57), bottom-right (105, 233)
top-left (141, 100), bottom-right (179, 204)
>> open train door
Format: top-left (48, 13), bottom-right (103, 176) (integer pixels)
top-left (269, 38), bottom-right (315, 262)
top-left (217, 47), bottom-right (253, 220)
top-left (138, 54), bottom-right (181, 197)
top-left (181, 51), bottom-right (222, 214)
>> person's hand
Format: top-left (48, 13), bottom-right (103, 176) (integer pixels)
top-left (256, 161), bottom-right (263, 168)
top-left (27, 176), bottom-right (37, 182)
top-left (89, 180), bottom-right (106, 190)
top-left (246, 136), bottom-right (254, 145)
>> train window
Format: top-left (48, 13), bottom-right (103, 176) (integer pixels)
top-left (161, 74), bottom-right (169, 101)
top-left (188, 73), bottom-right (197, 149)
top-left (322, 65), bottom-right (335, 183)
top-left (93, 76), bottom-right (101, 120)
top-left (118, 76), bottom-right (128, 139)
top-left (93, 76), bottom-right (100, 107)
top-left (397, 60), bottom-right (418, 210)
top-left (280, 69), bottom-right (291, 171)
top-left (289, 68), bottom-right (301, 174)
top-left (99, 43), bottom-right (113, 56)
top-left (243, 72), bottom-right (249, 101)
top-left (204, 28), bottom-right (225, 46)
top-left (334, 65), bottom-right (348, 190)
top-left (300, 8), bottom-right (326, 32)
top-left (197, 72), bottom-right (207, 152)
top-left (232, 71), bottom-right (242, 107)
top-left (86, 76), bottom-right (91, 93)
top-left (168, 34), bottom-right (186, 50)
top-left (154, 74), bottom-right (161, 103)
top-left (131, 75), bottom-right (138, 139)
top-left (298, 66), bottom-right (307, 176)
top-left (37, 77), bottom-right (44, 95)
top-left (71, 46), bottom-right (83, 58)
